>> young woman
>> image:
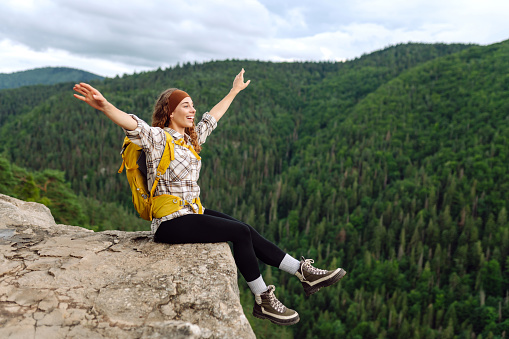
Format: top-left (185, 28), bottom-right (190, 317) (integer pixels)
top-left (73, 69), bottom-right (346, 326)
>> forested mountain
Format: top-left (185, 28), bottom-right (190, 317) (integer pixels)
top-left (0, 67), bottom-right (104, 90)
top-left (1, 41), bottom-right (508, 338)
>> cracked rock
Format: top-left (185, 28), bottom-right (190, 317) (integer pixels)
top-left (0, 194), bottom-right (255, 339)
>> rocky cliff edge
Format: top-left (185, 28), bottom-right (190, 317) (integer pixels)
top-left (0, 194), bottom-right (255, 339)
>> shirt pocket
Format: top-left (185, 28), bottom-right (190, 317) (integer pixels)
top-left (168, 147), bottom-right (191, 181)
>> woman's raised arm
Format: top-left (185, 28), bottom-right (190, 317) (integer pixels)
top-left (209, 68), bottom-right (250, 122)
top-left (73, 83), bottom-right (138, 131)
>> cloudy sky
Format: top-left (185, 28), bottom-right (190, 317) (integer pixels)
top-left (1, 0), bottom-right (508, 78)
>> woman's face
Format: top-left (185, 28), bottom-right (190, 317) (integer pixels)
top-left (169, 96), bottom-right (195, 132)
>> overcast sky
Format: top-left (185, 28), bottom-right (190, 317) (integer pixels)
top-left (1, 0), bottom-right (508, 78)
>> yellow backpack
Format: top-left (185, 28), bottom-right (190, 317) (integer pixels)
top-left (118, 132), bottom-right (203, 221)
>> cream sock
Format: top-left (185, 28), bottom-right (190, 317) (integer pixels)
top-left (279, 253), bottom-right (301, 275)
top-left (247, 275), bottom-right (268, 295)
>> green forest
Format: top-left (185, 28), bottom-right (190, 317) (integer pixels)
top-left (1, 40), bottom-right (508, 338)
top-left (0, 67), bottom-right (104, 90)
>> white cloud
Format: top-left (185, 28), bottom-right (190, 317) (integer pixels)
top-left (349, 0), bottom-right (509, 43)
top-left (0, 0), bottom-right (282, 76)
top-left (0, 39), bottom-right (144, 76)
top-left (0, 0), bottom-right (508, 77)
top-left (254, 16), bottom-right (508, 64)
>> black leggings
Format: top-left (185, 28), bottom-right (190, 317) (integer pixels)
top-left (154, 209), bottom-right (286, 282)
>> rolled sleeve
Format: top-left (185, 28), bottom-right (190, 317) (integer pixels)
top-left (122, 114), bottom-right (165, 151)
top-left (195, 112), bottom-right (217, 145)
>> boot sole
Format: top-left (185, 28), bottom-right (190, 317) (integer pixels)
top-left (303, 268), bottom-right (347, 297)
top-left (252, 308), bottom-right (300, 326)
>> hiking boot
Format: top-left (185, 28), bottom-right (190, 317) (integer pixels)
top-left (253, 285), bottom-right (300, 326)
top-left (295, 257), bottom-right (347, 296)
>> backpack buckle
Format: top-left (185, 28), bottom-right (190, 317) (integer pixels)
top-left (172, 198), bottom-right (184, 206)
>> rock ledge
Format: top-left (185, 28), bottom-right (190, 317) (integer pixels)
top-left (0, 194), bottom-right (255, 339)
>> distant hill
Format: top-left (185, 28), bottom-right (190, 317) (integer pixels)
top-left (0, 67), bottom-right (104, 90)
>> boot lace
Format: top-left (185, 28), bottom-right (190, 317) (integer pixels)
top-left (266, 285), bottom-right (286, 313)
top-left (301, 257), bottom-right (329, 276)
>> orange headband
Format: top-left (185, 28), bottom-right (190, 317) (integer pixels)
top-left (168, 89), bottom-right (190, 114)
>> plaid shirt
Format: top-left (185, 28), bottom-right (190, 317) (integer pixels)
top-left (124, 113), bottom-right (217, 233)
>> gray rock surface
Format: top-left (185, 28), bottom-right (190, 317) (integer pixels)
top-left (0, 194), bottom-right (255, 339)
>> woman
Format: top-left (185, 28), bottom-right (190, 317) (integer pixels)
top-left (73, 69), bottom-right (346, 326)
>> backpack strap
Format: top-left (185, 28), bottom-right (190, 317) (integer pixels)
top-left (174, 138), bottom-right (201, 160)
top-left (148, 132), bottom-right (174, 220)
top-left (152, 195), bottom-right (203, 219)
top-left (117, 137), bottom-right (134, 174)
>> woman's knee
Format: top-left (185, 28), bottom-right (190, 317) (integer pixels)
top-left (232, 222), bottom-right (252, 242)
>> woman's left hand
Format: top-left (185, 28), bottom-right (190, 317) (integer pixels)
top-left (209, 68), bottom-right (251, 122)
top-left (232, 68), bottom-right (250, 94)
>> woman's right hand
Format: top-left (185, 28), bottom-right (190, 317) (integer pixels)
top-left (73, 83), bottom-right (109, 111)
top-left (73, 82), bottom-right (137, 130)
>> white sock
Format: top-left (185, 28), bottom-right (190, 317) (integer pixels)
top-left (279, 253), bottom-right (301, 275)
top-left (247, 275), bottom-right (268, 295)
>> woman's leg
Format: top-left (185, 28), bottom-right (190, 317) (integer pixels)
top-left (154, 213), bottom-right (262, 282)
top-left (203, 209), bottom-right (302, 275)
top-left (182, 210), bottom-right (346, 297)
top-left (154, 211), bottom-right (300, 325)
top-left (200, 210), bottom-right (301, 325)
top-left (203, 209), bottom-right (287, 267)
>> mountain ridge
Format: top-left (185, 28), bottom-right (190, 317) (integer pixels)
top-left (0, 67), bottom-right (104, 90)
